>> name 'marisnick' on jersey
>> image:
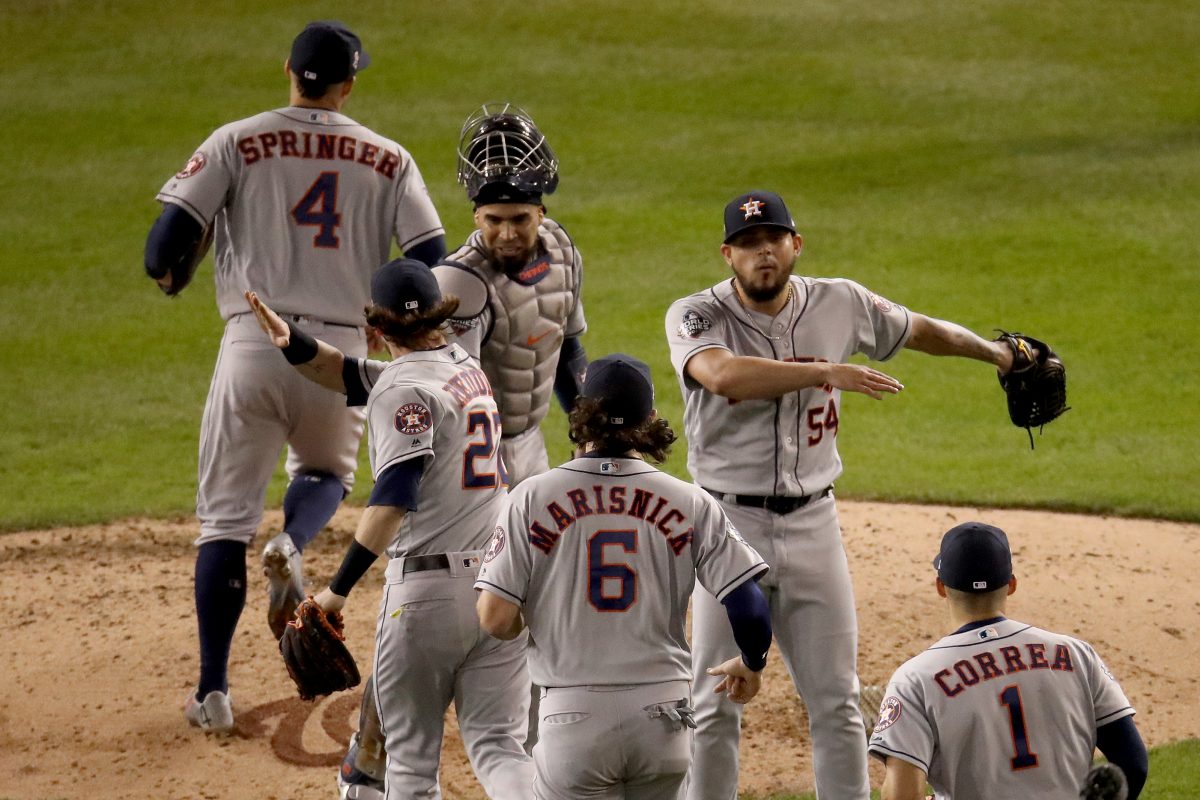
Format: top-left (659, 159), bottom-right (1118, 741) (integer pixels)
top-left (526, 483), bottom-right (695, 557)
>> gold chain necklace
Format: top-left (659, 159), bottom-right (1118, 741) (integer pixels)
top-left (738, 284), bottom-right (795, 341)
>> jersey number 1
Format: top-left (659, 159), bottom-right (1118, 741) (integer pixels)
top-left (292, 172), bottom-right (341, 248)
top-left (999, 685), bottom-right (1039, 770)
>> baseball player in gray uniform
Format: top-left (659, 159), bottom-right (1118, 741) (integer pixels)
top-left (245, 259), bottom-right (533, 800)
top-left (869, 522), bottom-right (1148, 800)
top-left (475, 353), bottom-right (774, 800)
top-left (336, 104), bottom-right (588, 797)
top-left (145, 22), bottom-right (445, 734)
top-left (666, 191), bottom-right (1050, 799)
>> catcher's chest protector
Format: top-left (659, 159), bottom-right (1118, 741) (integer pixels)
top-left (471, 221), bottom-right (581, 435)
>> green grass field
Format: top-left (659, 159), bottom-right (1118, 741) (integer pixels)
top-left (0, 0), bottom-right (1196, 795)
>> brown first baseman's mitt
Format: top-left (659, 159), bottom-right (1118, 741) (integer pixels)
top-left (995, 332), bottom-right (1069, 447)
top-left (279, 597), bottom-right (361, 701)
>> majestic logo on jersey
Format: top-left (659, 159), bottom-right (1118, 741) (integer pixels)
top-left (394, 403), bottom-right (432, 435)
top-left (175, 152), bottom-right (207, 179)
top-left (873, 696), bottom-right (902, 733)
top-left (869, 293), bottom-right (894, 313)
top-left (739, 198), bottom-right (766, 219)
top-left (678, 310), bottom-right (712, 339)
top-left (513, 254), bottom-right (552, 286)
top-left (483, 526), bottom-right (505, 563)
top-left (725, 520), bottom-right (747, 544)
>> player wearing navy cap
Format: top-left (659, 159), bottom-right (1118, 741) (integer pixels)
top-left (476, 354), bottom-right (773, 800)
top-left (245, 259), bottom-right (533, 799)
top-left (869, 522), bottom-right (1147, 800)
top-left (146, 21), bottom-right (445, 735)
top-left (666, 190), bottom-right (1059, 799)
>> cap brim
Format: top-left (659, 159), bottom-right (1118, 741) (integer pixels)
top-left (723, 222), bottom-right (796, 244)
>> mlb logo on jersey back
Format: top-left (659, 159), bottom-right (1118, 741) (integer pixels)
top-left (600, 461), bottom-right (619, 473)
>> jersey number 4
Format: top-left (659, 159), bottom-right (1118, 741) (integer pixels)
top-left (588, 530), bottom-right (637, 612)
top-left (292, 172), bottom-right (341, 248)
top-left (999, 685), bottom-right (1040, 770)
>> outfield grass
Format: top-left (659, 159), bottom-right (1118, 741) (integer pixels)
top-left (2, 0), bottom-right (1196, 531)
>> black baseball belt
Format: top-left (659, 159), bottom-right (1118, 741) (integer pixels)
top-left (402, 553), bottom-right (451, 574)
top-left (703, 485), bottom-right (833, 515)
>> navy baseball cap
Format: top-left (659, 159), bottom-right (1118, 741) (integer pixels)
top-left (723, 191), bottom-right (797, 244)
top-left (371, 258), bottom-right (441, 315)
top-left (583, 354), bottom-right (655, 428)
top-left (290, 21), bottom-right (370, 84)
top-left (933, 522), bottom-right (1014, 593)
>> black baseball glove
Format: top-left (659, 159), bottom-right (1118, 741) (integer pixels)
top-left (995, 332), bottom-right (1068, 447)
top-left (279, 597), bottom-right (361, 701)
top-left (1080, 763), bottom-right (1128, 800)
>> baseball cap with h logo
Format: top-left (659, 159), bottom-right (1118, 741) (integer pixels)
top-left (723, 190), bottom-right (797, 244)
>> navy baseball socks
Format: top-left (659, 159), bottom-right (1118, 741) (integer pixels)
top-left (189, 539), bottom-right (246, 732)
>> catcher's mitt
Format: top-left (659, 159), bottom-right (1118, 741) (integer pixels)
top-left (279, 597), bottom-right (361, 701)
top-left (995, 332), bottom-right (1068, 447)
top-left (1080, 763), bottom-right (1128, 800)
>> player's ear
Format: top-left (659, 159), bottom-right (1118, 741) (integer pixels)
top-left (793, 233), bottom-right (804, 255)
top-left (284, 58), bottom-right (292, 79)
top-left (720, 243), bottom-right (734, 266)
top-left (935, 577), bottom-right (948, 598)
top-left (1006, 576), bottom-right (1017, 596)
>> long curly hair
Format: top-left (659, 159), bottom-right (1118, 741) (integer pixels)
top-left (568, 396), bottom-right (677, 464)
top-left (364, 296), bottom-right (460, 350)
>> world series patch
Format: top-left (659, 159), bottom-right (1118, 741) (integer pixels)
top-left (394, 403), bottom-right (432, 435)
top-left (678, 310), bottom-right (712, 338)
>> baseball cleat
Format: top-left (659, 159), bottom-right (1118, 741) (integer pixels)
top-left (337, 739), bottom-right (385, 800)
top-left (184, 688), bottom-right (234, 733)
top-left (263, 532), bottom-right (306, 640)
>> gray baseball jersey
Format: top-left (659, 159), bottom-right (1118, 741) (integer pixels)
top-left (667, 274), bottom-right (911, 800)
top-left (354, 343), bottom-right (507, 556)
top-left (665, 275), bottom-right (910, 495)
top-left (158, 106), bottom-right (443, 325)
top-left (474, 456), bottom-right (767, 688)
top-left (432, 219), bottom-right (586, 436)
top-left (351, 342), bottom-right (533, 797)
top-left (868, 618), bottom-right (1135, 800)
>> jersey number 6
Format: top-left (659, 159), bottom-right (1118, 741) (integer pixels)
top-left (588, 530), bottom-right (638, 612)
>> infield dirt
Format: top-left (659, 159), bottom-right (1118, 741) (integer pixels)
top-left (2, 502), bottom-right (1196, 799)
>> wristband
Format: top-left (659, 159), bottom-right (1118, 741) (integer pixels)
top-left (329, 540), bottom-right (379, 597)
top-left (282, 321), bottom-right (319, 365)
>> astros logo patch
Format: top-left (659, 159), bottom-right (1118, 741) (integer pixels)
top-left (175, 151), bottom-right (207, 179)
top-left (873, 696), bottom-right (902, 733)
top-left (678, 310), bottom-right (712, 338)
top-left (394, 403), bottom-right (432, 435)
top-left (869, 293), bottom-right (894, 313)
top-left (483, 526), bottom-right (505, 563)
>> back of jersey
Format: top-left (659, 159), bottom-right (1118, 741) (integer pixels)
top-left (477, 456), bottom-right (766, 688)
top-left (365, 345), bottom-right (507, 556)
top-left (869, 619), bottom-right (1134, 800)
top-left (158, 107), bottom-right (443, 325)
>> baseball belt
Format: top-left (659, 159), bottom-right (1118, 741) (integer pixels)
top-left (703, 486), bottom-right (833, 515)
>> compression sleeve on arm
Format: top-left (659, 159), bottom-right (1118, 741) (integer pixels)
top-left (1095, 717), bottom-right (1148, 800)
top-left (405, 235), bottom-right (447, 267)
top-left (367, 458), bottom-right (426, 510)
top-left (554, 336), bottom-right (588, 413)
top-left (720, 578), bottom-right (772, 672)
top-left (144, 204), bottom-right (203, 280)
top-left (328, 539), bottom-right (379, 598)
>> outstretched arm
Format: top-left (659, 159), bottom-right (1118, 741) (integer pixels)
top-left (245, 291), bottom-right (347, 394)
top-left (905, 313), bottom-right (1014, 372)
top-left (685, 347), bottom-right (904, 402)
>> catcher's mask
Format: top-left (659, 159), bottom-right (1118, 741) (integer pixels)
top-left (457, 103), bottom-right (559, 204)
